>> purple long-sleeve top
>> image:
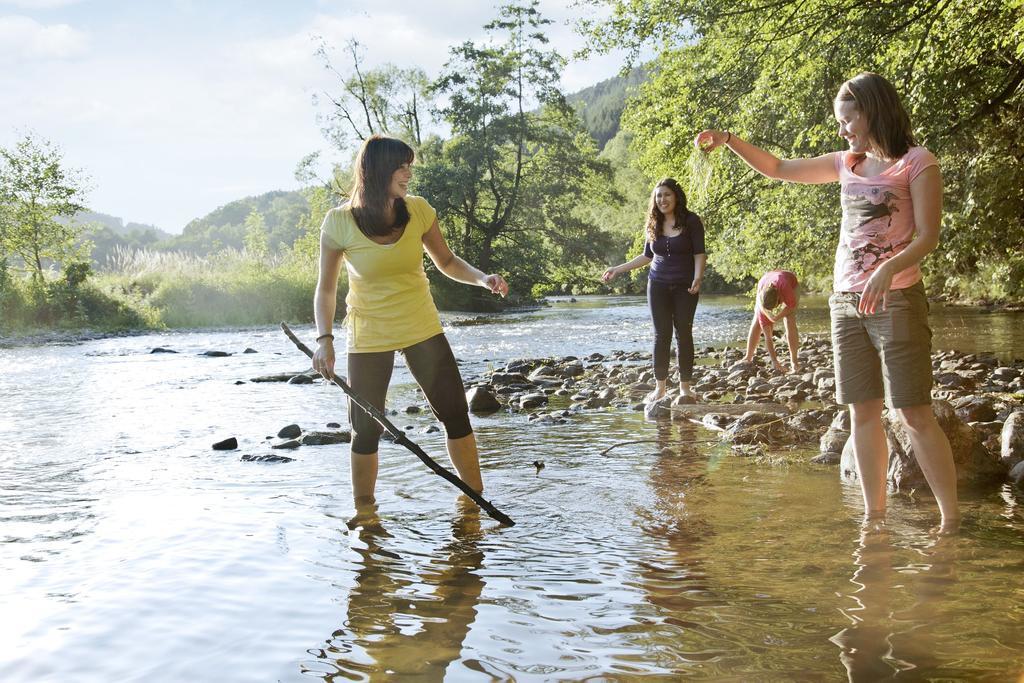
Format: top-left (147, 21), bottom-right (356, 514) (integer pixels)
top-left (643, 213), bottom-right (706, 284)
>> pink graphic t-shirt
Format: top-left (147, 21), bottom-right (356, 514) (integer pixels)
top-left (755, 270), bottom-right (799, 328)
top-left (833, 146), bottom-right (938, 292)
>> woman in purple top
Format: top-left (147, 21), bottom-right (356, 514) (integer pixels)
top-left (603, 178), bottom-right (707, 402)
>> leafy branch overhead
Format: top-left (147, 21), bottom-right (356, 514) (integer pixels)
top-left (581, 0), bottom-right (1024, 297)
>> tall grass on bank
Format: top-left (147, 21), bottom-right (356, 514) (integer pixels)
top-left (93, 246), bottom-right (345, 328)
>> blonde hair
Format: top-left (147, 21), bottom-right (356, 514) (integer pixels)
top-left (835, 72), bottom-right (916, 160)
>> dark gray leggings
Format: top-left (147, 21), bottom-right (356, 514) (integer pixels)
top-left (648, 279), bottom-right (699, 382)
top-left (347, 333), bottom-right (472, 454)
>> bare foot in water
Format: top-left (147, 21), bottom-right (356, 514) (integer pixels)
top-left (645, 388), bottom-right (667, 403)
top-left (933, 517), bottom-right (962, 536)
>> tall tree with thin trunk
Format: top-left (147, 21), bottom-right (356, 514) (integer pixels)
top-left (0, 134), bottom-right (89, 286)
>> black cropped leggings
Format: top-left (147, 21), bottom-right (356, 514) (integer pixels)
top-left (347, 333), bottom-right (472, 454)
top-left (648, 279), bottom-right (699, 382)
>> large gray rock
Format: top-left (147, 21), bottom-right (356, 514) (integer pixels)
top-left (1001, 411), bottom-right (1024, 467)
top-left (724, 411), bottom-right (786, 445)
top-left (820, 428), bottom-right (849, 455)
top-left (519, 392), bottom-right (548, 410)
top-left (644, 397), bottom-right (672, 420)
top-left (841, 400), bottom-right (1007, 488)
top-left (467, 386), bottom-right (501, 413)
top-left (277, 424), bottom-right (302, 439)
top-left (1009, 460), bottom-right (1024, 488)
top-left (952, 396), bottom-right (997, 423)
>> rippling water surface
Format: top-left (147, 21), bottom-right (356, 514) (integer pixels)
top-left (2, 296), bottom-right (1023, 681)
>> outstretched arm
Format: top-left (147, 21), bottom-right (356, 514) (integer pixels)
top-left (694, 130), bottom-right (839, 185)
top-left (603, 253), bottom-right (653, 282)
top-left (422, 218), bottom-right (508, 296)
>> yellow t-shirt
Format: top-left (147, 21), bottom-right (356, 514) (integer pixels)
top-left (320, 195), bottom-right (443, 353)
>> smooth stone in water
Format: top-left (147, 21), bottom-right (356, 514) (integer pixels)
top-left (212, 437), bottom-right (238, 451)
top-left (278, 424), bottom-right (302, 439)
top-left (241, 453), bottom-right (294, 463)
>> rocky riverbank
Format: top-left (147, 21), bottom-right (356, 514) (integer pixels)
top-left (223, 332), bottom-right (1024, 491)
top-left (459, 334), bottom-right (1024, 491)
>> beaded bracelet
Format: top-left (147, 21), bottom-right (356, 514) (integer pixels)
top-left (316, 333), bottom-right (334, 342)
top-left (725, 131), bottom-right (732, 144)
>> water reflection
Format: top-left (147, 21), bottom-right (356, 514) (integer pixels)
top-left (831, 523), bottom-right (958, 681)
top-left (309, 498), bottom-right (486, 680)
top-left (632, 420), bottom-right (726, 665)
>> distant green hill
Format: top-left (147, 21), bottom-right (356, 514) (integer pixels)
top-left (567, 66), bottom-right (647, 150)
top-left (161, 190), bottom-right (308, 256)
top-left (72, 211), bottom-right (172, 267)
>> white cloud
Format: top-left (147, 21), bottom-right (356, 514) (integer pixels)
top-left (0, 2), bottom-right (637, 231)
top-left (0, 0), bottom-right (85, 10)
top-left (0, 15), bottom-right (88, 63)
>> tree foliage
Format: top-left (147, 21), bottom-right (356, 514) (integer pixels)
top-left (0, 133), bottom-right (90, 285)
top-left (582, 0), bottom-right (1024, 299)
top-left (313, 38), bottom-right (433, 148)
top-left (414, 0), bottom-right (619, 306)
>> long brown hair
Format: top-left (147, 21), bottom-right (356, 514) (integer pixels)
top-left (645, 178), bottom-right (691, 243)
top-left (349, 135), bottom-right (415, 237)
top-left (834, 72), bottom-right (916, 160)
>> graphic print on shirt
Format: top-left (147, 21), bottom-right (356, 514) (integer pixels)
top-left (838, 185), bottom-right (908, 279)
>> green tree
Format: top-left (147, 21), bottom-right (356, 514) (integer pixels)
top-left (243, 209), bottom-right (269, 262)
top-left (581, 0), bottom-right (1024, 299)
top-left (416, 0), bottom-right (618, 305)
top-left (0, 133), bottom-right (89, 285)
top-left (314, 38), bottom-right (434, 148)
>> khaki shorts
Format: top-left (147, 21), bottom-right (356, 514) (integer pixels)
top-left (829, 281), bottom-right (933, 409)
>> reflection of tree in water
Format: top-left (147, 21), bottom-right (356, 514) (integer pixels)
top-left (307, 499), bottom-right (486, 680)
top-left (830, 523), bottom-right (959, 682)
top-left (633, 421), bottom-right (726, 661)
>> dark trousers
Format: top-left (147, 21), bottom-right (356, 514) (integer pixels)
top-left (347, 333), bottom-right (472, 454)
top-left (648, 279), bottom-right (699, 382)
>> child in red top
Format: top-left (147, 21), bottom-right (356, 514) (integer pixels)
top-left (744, 270), bottom-right (800, 373)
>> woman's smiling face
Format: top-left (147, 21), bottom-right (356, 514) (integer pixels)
top-left (834, 99), bottom-right (872, 155)
top-left (654, 186), bottom-right (677, 216)
top-left (388, 162), bottom-right (413, 199)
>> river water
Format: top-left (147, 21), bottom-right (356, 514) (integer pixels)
top-left (2, 295), bottom-right (1023, 681)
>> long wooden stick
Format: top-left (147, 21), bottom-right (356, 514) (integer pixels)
top-left (281, 322), bottom-right (515, 526)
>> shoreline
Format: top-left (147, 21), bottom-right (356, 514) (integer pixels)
top-left (2, 295), bottom-right (1023, 350)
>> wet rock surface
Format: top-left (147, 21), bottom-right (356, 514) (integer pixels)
top-left (231, 332), bottom-right (1022, 488)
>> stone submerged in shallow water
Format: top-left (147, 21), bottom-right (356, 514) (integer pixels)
top-left (272, 439), bottom-right (301, 450)
top-left (241, 453), bottom-right (294, 463)
top-left (467, 386), bottom-right (502, 413)
top-left (278, 424), bottom-right (302, 439)
top-left (250, 371), bottom-right (309, 383)
top-left (1001, 411), bottom-right (1024, 467)
top-left (1010, 460), bottom-right (1024, 488)
top-left (212, 437), bottom-right (238, 450)
top-left (150, 347), bottom-right (177, 354)
top-left (201, 350), bottom-right (232, 357)
top-left (300, 430), bottom-right (351, 445)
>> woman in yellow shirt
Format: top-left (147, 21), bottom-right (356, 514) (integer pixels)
top-left (311, 135), bottom-right (508, 505)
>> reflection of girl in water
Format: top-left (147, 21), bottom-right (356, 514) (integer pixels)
top-left (831, 523), bottom-right (959, 680)
top-left (309, 500), bottom-right (486, 678)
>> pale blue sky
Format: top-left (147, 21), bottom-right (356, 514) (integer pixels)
top-left (0, 0), bottom-right (635, 233)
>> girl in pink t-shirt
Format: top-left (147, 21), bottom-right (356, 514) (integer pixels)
top-left (694, 72), bottom-right (959, 532)
top-left (744, 270), bottom-right (800, 373)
